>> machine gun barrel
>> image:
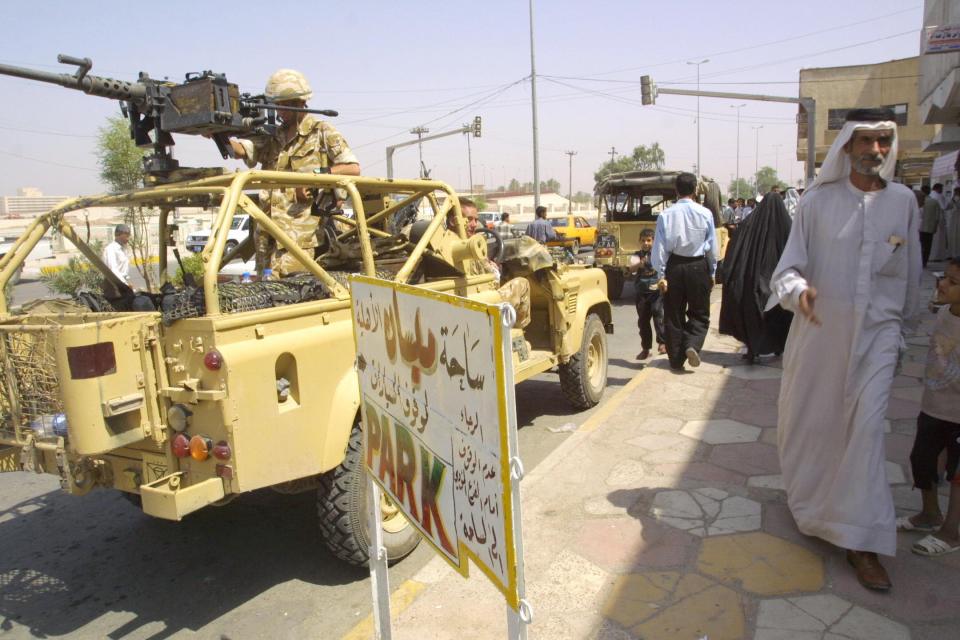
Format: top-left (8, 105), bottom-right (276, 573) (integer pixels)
top-left (0, 54), bottom-right (147, 102)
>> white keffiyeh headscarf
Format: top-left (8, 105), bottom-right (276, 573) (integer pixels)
top-left (806, 119), bottom-right (898, 195)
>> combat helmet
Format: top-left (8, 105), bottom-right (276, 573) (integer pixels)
top-left (265, 69), bottom-right (312, 102)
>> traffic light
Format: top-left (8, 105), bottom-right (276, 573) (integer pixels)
top-left (472, 116), bottom-right (482, 138)
top-left (641, 75), bottom-right (655, 105)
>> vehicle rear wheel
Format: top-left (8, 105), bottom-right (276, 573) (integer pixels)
top-left (559, 313), bottom-right (608, 409)
top-left (605, 269), bottom-right (624, 300)
top-left (317, 420), bottom-right (421, 566)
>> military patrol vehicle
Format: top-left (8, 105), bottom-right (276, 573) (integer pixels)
top-left (0, 171), bottom-right (612, 566)
top-left (593, 170), bottom-right (726, 299)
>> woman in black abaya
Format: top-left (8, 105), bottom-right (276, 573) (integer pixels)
top-left (719, 192), bottom-right (794, 363)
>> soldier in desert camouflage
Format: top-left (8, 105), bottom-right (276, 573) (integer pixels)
top-left (229, 69), bottom-right (360, 275)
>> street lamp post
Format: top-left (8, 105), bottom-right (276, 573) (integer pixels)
top-left (731, 104), bottom-right (746, 198)
top-left (772, 143), bottom-right (782, 180)
top-left (752, 124), bottom-right (763, 194)
top-left (410, 126), bottom-right (429, 178)
top-left (686, 58), bottom-right (709, 179)
top-left (565, 150), bottom-right (576, 215)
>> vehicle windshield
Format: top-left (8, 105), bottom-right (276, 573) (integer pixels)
top-left (602, 190), bottom-right (675, 222)
top-left (230, 216), bottom-right (246, 230)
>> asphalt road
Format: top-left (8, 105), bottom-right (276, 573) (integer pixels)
top-left (0, 253), bottom-right (645, 639)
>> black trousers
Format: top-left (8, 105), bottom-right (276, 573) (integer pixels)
top-left (910, 412), bottom-right (960, 490)
top-left (635, 290), bottom-right (664, 350)
top-left (920, 231), bottom-right (934, 267)
top-left (663, 255), bottom-right (712, 368)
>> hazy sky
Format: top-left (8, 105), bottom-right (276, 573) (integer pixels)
top-left (0, 0), bottom-right (924, 198)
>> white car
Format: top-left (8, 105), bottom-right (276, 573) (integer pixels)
top-left (185, 214), bottom-right (251, 254)
top-left (0, 239), bottom-right (24, 285)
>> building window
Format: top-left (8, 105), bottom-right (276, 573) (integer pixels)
top-left (827, 104), bottom-right (908, 130)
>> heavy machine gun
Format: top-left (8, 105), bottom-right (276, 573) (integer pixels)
top-left (0, 54), bottom-right (339, 178)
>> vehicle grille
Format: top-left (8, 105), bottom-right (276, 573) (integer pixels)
top-left (565, 291), bottom-right (578, 315)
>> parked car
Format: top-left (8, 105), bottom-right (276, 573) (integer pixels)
top-left (185, 214), bottom-right (250, 253)
top-left (546, 215), bottom-right (597, 253)
top-left (477, 211), bottom-right (500, 230)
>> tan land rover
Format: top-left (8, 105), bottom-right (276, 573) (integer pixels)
top-left (593, 170), bottom-right (727, 299)
top-left (0, 170), bottom-right (612, 566)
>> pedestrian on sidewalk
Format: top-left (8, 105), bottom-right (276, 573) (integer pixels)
top-left (524, 206), bottom-right (558, 244)
top-left (719, 192), bottom-right (793, 363)
top-left (898, 257), bottom-right (960, 557)
top-left (651, 172), bottom-right (717, 371)
top-left (921, 185), bottom-right (942, 268)
top-left (630, 228), bottom-right (665, 359)
top-left (103, 223), bottom-right (132, 285)
top-left (769, 108), bottom-right (922, 591)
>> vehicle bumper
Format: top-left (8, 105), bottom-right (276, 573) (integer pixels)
top-left (140, 473), bottom-right (226, 521)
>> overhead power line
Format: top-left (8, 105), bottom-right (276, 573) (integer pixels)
top-left (555, 6), bottom-right (921, 79)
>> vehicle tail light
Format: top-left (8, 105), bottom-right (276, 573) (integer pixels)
top-left (189, 435), bottom-right (213, 461)
top-left (168, 403), bottom-right (192, 432)
top-left (172, 433), bottom-right (191, 458)
top-left (203, 349), bottom-right (223, 371)
top-left (212, 441), bottom-right (231, 461)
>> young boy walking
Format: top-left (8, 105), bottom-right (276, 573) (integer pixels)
top-left (899, 257), bottom-right (960, 556)
top-left (630, 229), bottom-right (665, 360)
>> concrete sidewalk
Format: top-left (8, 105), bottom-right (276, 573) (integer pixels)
top-left (346, 273), bottom-right (957, 640)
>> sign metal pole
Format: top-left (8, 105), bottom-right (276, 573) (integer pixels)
top-left (499, 304), bottom-right (532, 639)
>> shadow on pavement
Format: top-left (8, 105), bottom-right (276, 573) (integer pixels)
top-left (0, 483), bottom-right (364, 638)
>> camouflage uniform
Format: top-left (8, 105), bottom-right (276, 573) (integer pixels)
top-left (242, 115), bottom-right (358, 275)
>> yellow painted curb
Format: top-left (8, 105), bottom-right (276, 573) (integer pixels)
top-left (578, 362), bottom-right (655, 433)
top-left (340, 579), bottom-right (427, 640)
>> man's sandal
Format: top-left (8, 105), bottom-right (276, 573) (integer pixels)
top-left (896, 516), bottom-right (938, 533)
top-left (912, 535), bottom-right (960, 556)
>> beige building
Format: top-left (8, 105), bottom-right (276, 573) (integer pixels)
top-left (1, 187), bottom-right (68, 218)
top-left (918, 0), bottom-right (960, 185)
top-left (797, 57), bottom-right (939, 183)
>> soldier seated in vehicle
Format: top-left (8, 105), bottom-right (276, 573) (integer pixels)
top-left (445, 198), bottom-right (533, 329)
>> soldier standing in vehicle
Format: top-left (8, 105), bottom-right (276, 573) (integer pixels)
top-left (229, 69), bottom-right (360, 275)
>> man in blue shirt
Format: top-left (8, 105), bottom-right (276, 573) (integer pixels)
top-left (524, 206), bottom-right (559, 243)
top-left (652, 172), bottom-right (717, 371)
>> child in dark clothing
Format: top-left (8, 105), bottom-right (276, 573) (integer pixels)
top-left (630, 229), bottom-right (665, 359)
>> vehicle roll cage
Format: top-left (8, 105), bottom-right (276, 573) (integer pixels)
top-left (0, 170), bottom-right (469, 315)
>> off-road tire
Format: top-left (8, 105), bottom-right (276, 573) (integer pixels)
top-left (559, 313), bottom-right (608, 409)
top-left (605, 269), bottom-right (624, 300)
top-left (317, 421), bottom-right (421, 566)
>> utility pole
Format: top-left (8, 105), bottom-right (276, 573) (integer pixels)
top-left (772, 143), bottom-right (782, 180)
top-left (528, 0), bottom-right (541, 207)
top-left (565, 150), bottom-right (576, 215)
top-left (731, 104), bottom-right (746, 199)
top-left (686, 58), bottom-right (709, 179)
top-left (410, 126), bottom-right (429, 178)
top-left (386, 119), bottom-right (479, 180)
top-left (752, 124), bottom-right (763, 192)
top-left (609, 146), bottom-right (617, 164)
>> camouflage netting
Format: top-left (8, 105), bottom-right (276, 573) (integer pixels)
top-left (0, 329), bottom-right (63, 431)
top-left (160, 273), bottom-right (341, 324)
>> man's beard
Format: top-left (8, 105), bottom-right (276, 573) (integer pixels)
top-left (851, 152), bottom-right (885, 176)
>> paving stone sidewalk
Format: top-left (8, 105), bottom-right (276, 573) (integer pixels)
top-left (359, 275), bottom-right (958, 640)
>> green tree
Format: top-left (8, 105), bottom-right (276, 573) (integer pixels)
top-left (752, 166), bottom-right (784, 194)
top-left (572, 191), bottom-right (593, 204)
top-left (95, 116), bottom-right (155, 289)
top-left (727, 178), bottom-right (754, 201)
top-left (594, 143), bottom-right (666, 182)
top-left (508, 178), bottom-right (521, 192)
